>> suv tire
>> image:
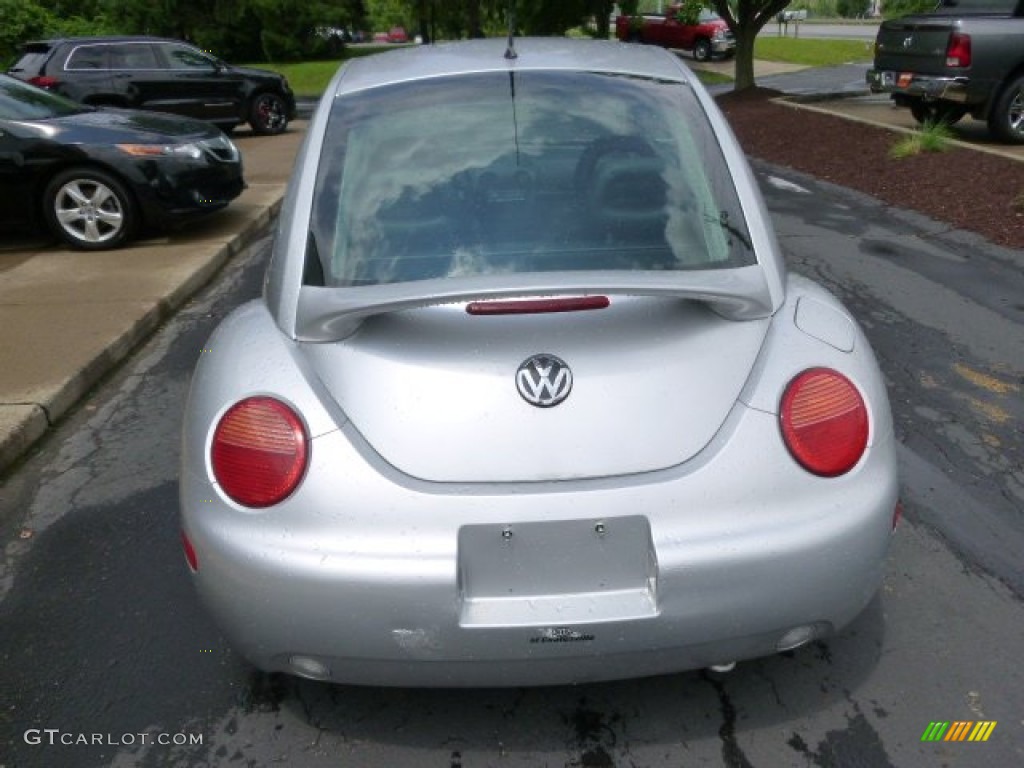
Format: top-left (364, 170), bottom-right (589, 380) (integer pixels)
top-left (249, 92), bottom-right (289, 135)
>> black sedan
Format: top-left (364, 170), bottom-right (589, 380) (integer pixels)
top-left (0, 74), bottom-right (244, 250)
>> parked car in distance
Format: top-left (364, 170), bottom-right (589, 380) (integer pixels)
top-left (867, 0), bottom-right (1024, 142)
top-left (7, 36), bottom-right (296, 136)
top-left (387, 26), bottom-right (410, 43)
top-left (180, 38), bottom-right (899, 688)
top-left (0, 74), bottom-right (244, 249)
top-left (615, 5), bottom-right (735, 61)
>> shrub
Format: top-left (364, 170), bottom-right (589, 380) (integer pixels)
top-left (0, 0), bottom-right (54, 66)
top-left (673, 0), bottom-right (705, 25)
top-left (883, 0), bottom-right (935, 19)
top-left (890, 121), bottom-right (954, 158)
top-left (260, 29), bottom-right (304, 62)
top-left (836, 0), bottom-right (870, 17)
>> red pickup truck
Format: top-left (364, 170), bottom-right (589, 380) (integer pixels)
top-left (615, 6), bottom-right (736, 61)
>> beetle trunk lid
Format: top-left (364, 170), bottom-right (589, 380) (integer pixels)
top-left (300, 297), bottom-right (769, 483)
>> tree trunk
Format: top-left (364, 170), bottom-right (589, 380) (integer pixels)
top-left (710, 0), bottom-right (793, 92)
top-left (592, 1), bottom-right (614, 39)
top-left (466, 0), bottom-right (483, 38)
top-left (732, 23), bottom-right (757, 91)
top-left (417, 0), bottom-right (431, 43)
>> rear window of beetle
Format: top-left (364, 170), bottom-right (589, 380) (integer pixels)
top-left (307, 70), bottom-right (754, 287)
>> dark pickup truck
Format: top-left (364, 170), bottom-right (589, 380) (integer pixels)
top-left (867, 0), bottom-right (1024, 143)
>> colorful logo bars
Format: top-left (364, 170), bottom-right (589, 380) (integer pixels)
top-left (921, 721), bottom-right (997, 742)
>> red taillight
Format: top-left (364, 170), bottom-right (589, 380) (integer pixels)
top-left (181, 530), bottom-right (199, 572)
top-left (28, 75), bottom-right (60, 89)
top-left (945, 33), bottom-right (971, 68)
top-left (211, 396), bottom-right (309, 507)
top-left (780, 368), bottom-right (868, 477)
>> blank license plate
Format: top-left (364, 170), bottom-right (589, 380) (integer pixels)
top-left (457, 516), bottom-right (657, 627)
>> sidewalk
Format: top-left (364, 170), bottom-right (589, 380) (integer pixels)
top-left (688, 56), bottom-right (808, 79)
top-left (0, 124), bottom-right (306, 472)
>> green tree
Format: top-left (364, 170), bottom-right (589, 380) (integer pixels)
top-left (836, 0), bottom-right (869, 16)
top-left (881, 0), bottom-right (934, 17)
top-left (0, 0), bottom-right (119, 65)
top-left (0, 0), bottom-right (54, 64)
top-left (710, 0), bottom-right (795, 91)
top-left (365, 0), bottom-right (409, 30)
top-left (674, 0), bottom-right (705, 25)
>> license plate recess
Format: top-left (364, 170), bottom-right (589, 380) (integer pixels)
top-left (457, 516), bottom-right (658, 627)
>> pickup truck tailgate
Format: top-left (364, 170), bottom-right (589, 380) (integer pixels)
top-left (874, 18), bottom-right (955, 75)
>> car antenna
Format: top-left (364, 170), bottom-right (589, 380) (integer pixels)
top-left (504, 0), bottom-right (517, 60)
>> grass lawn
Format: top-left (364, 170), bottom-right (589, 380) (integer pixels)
top-left (254, 37), bottom-right (874, 97)
top-left (753, 37), bottom-right (874, 67)
top-left (246, 46), bottom-right (393, 96)
top-left (255, 60), bottom-right (343, 96)
top-left (693, 70), bottom-right (734, 87)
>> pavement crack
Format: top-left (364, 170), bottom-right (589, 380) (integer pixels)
top-left (700, 670), bottom-right (756, 768)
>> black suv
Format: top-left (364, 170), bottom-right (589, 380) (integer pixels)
top-left (8, 36), bottom-right (297, 135)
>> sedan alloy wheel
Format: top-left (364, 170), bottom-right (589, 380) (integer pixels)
top-left (43, 167), bottom-right (136, 249)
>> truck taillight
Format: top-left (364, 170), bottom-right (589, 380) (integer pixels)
top-left (946, 33), bottom-right (971, 68)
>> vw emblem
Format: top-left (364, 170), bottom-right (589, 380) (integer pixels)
top-left (516, 354), bottom-right (572, 408)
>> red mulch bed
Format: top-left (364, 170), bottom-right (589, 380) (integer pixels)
top-left (716, 89), bottom-right (1024, 250)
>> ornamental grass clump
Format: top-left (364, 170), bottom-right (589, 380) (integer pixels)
top-left (890, 121), bottom-right (955, 158)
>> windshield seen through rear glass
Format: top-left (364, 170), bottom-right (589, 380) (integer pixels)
top-left (308, 70), bottom-right (754, 287)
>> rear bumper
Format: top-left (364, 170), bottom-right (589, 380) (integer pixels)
top-left (866, 68), bottom-right (972, 104)
top-left (181, 401), bottom-right (899, 687)
top-left (712, 38), bottom-right (736, 55)
top-left (134, 162), bottom-right (245, 227)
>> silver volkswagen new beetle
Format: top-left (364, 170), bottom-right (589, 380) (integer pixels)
top-left (180, 37), bottom-right (900, 687)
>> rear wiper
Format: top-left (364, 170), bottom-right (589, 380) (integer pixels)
top-left (703, 209), bottom-right (752, 250)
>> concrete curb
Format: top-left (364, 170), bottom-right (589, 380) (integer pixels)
top-left (0, 406), bottom-right (49, 471)
top-left (775, 97), bottom-right (1024, 165)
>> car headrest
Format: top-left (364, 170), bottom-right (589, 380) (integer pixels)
top-left (588, 156), bottom-right (668, 225)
